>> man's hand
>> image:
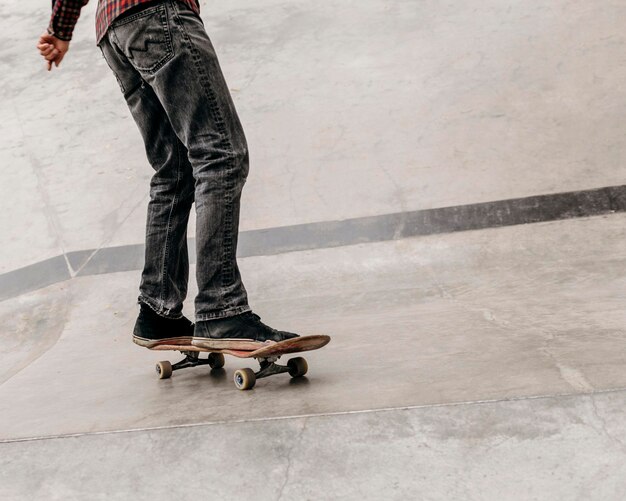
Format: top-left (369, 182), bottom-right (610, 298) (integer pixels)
top-left (37, 31), bottom-right (70, 71)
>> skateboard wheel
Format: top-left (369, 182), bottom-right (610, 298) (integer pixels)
top-left (234, 368), bottom-right (256, 390)
top-left (208, 352), bottom-right (225, 369)
top-left (156, 361), bottom-right (172, 379)
top-left (287, 357), bottom-right (308, 378)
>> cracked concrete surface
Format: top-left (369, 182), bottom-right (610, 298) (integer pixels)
top-left (2, 392), bottom-right (626, 500)
top-left (275, 418), bottom-right (308, 501)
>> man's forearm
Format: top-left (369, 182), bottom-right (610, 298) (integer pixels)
top-left (48, 0), bottom-right (90, 41)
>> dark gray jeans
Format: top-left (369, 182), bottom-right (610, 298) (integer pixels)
top-left (98, 0), bottom-right (250, 321)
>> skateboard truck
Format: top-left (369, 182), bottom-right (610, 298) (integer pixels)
top-left (155, 351), bottom-right (309, 390)
top-left (162, 351), bottom-right (225, 373)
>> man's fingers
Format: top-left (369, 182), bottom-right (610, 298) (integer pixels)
top-left (44, 49), bottom-right (60, 61)
top-left (37, 30), bottom-right (69, 71)
top-left (46, 52), bottom-right (65, 69)
top-left (38, 36), bottom-right (55, 48)
top-left (39, 46), bottom-right (55, 57)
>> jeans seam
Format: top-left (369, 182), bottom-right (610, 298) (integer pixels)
top-left (98, 38), bottom-right (126, 94)
top-left (158, 124), bottom-right (183, 304)
top-left (170, 0), bottom-right (236, 287)
top-left (195, 305), bottom-right (251, 321)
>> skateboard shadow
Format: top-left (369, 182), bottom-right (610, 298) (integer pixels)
top-left (206, 368), bottom-right (227, 381)
top-left (288, 376), bottom-right (310, 387)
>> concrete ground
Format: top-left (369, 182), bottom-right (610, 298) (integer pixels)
top-left (2, 0), bottom-right (626, 499)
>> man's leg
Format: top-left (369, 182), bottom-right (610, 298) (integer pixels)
top-left (135, 82), bottom-right (195, 319)
top-left (98, 31), bottom-right (194, 346)
top-left (106, 0), bottom-right (250, 320)
top-left (104, 0), bottom-right (298, 345)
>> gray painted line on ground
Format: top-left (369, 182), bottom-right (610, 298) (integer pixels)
top-left (0, 255), bottom-right (70, 302)
top-left (1, 184), bottom-right (625, 302)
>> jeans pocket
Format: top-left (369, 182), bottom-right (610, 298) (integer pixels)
top-left (111, 4), bottom-right (174, 73)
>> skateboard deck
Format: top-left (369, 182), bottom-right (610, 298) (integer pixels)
top-left (152, 335), bottom-right (330, 390)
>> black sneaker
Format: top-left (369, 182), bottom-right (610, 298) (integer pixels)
top-left (133, 304), bottom-right (194, 348)
top-left (192, 311), bottom-right (299, 350)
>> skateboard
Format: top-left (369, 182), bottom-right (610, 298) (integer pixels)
top-left (151, 335), bottom-right (331, 390)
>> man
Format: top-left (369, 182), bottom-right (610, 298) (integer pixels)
top-left (38, 0), bottom-right (299, 350)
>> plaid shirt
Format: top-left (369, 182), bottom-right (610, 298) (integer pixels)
top-left (48, 0), bottom-right (200, 43)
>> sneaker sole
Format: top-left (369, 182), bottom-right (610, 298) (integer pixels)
top-left (133, 335), bottom-right (193, 349)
